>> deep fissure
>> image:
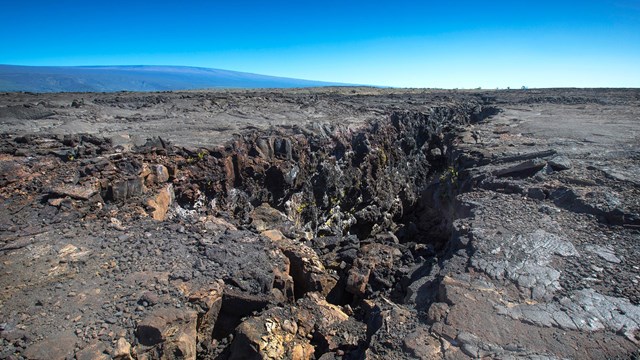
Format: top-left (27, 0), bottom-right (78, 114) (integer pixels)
top-left (158, 106), bottom-right (499, 357)
top-left (3, 89), bottom-right (638, 359)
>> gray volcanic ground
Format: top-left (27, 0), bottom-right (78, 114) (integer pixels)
top-left (0, 88), bottom-right (639, 359)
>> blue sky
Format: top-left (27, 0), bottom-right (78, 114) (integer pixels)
top-left (1, 0), bottom-right (639, 88)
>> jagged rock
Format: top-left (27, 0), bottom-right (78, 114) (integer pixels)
top-left (202, 230), bottom-right (287, 295)
top-left (144, 164), bottom-right (170, 185)
top-left (76, 341), bottom-right (110, 360)
top-left (527, 187), bottom-right (546, 200)
top-left (47, 197), bottom-right (66, 207)
top-left (271, 235), bottom-right (338, 298)
top-left (261, 229), bottom-right (286, 242)
top-left (230, 292), bottom-right (363, 359)
top-left (346, 266), bottom-right (370, 297)
top-left (260, 230), bottom-right (296, 301)
top-left (201, 216), bottom-right (237, 237)
top-left (548, 155), bottom-right (572, 170)
top-left (213, 286), bottom-right (276, 339)
top-left (181, 280), bottom-right (225, 350)
top-left (274, 138), bottom-right (293, 160)
top-left (49, 184), bottom-right (98, 200)
top-left (230, 309), bottom-right (314, 360)
top-left (426, 302), bottom-right (450, 324)
top-left (145, 184), bottom-right (175, 221)
top-left (110, 177), bottom-right (145, 201)
top-left (136, 307), bottom-right (198, 360)
top-left (110, 216), bottom-right (126, 230)
top-left (364, 300), bottom-right (429, 359)
top-left (250, 203), bottom-right (289, 232)
top-left (113, 338), bottom-right (133, 360)
top-left (255, 137), bottom-right (273, 159)
top-left (402, 327), bottom-right (442, 359)
top-left (0, 160), bottom-right (30, 186)
top-left (1, 89), bottom-right (639, 360)
top-left (297, 293), bottom-right (365, 353)
top-left (494, 158), bottom-right (547, 177)
top-left (345, 243), bottom-right (402, 296)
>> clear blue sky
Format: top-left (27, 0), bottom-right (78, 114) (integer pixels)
top-left (1, 0), bottom-right (639, 88)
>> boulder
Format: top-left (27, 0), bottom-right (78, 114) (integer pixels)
top-left (112, 338), bottom-right (133, 360)
top-left (49, 184), bottom-right (98, 200)
top-left (345, 243), bottom-right (402, 296)
top-left (548, 156), bottom-right (572, 171)
top-left (250, 203), bottom-right (289, 232)
top-left (230, 310), bottom-right (314, 360)
top-left (144, 164), bottom-right (170, 185)
top-left (272, 235), bottom-right (338, 298)
top-left (229, 293), bottom-right (363, 359)
top-left (110, 177), bottom-right (145, 201)
top-left (494, 158), bottom-right (546, 177)
top-left (136, 307), bottom-right (198, 360)
top-left (184, 281), bottom-right (225, 349)
top-left (76, 341), bottom-right (110, 360)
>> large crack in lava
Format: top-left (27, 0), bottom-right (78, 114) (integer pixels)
top-left (140, 104), bottom-right (499, 358)
top-left (4, 90), bottom-right (640, 359)
top-left (0, 102), bottom-right (497, 359)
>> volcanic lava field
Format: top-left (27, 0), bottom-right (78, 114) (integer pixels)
top-left (0, 88), bottom-right (639, 359)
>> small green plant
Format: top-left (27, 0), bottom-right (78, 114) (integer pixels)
top-left (186, 151), bottom-right (207, 164)
top-left (296, 202), bottom-right (307, 214)
top-left (438, 167), bottom-right (459, 202)
top-left (378, 148), bottom-right (387, 166)
top-left (440, 166), bottom-right (459, 185)
top-left (67, 154), bottom-right (75, 161)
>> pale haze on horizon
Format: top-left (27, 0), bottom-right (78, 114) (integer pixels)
top-left (1, 0), bottom-right (639, 88)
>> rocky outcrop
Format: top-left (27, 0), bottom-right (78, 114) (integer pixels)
top-left (136, 308), bottom-right (198, 359)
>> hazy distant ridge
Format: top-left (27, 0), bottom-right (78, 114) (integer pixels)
top-left (0, 65), bottom-right (351, 92)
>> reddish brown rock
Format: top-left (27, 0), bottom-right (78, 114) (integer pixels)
top-left (402, 327), bottom-right (442, 359)
top-left (298, 293), bottom-right (365, 352)
top-left (346, 243), bottom-right (402, 296)
top-left (75, 341), bottom-right (110, 360)
top-left (230, 312), bottom-right (315, 360)
top-left (0, 158), bottom-right (31, 186)
top-left (136, 307), bottom-right (198, 360)
top-left (250, 203), bottom-right (288, 232)
top-left (230, 292), bottom-right (365, 359)
top-left (144, 164), bottom-right (170, 185)
top-left (183, 280), bottom-right (225, 349)
top-left (145, 184), bottom-right (175, 221)
top-left (112, 337), bottom-right (133, 360)
top-left (273, 235), bottom-right (338, 298)
top-left (203, 216), bottom-right (238, 234)
top-left (346, 266), bottom-right (370, 297)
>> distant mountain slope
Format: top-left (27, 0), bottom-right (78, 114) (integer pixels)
top-left (0, 65), bottom-right (353, 92)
